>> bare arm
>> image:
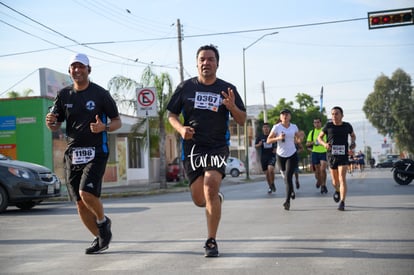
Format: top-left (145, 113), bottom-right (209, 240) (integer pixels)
top-left (349, 131), bottom-right (356, 150)
top-left (90, 115), bottom-right (122, 133)
top-left (107, 116), bottom-right (122, 132)
top-left (317, 131), bottom-right (330, 150)
top-left (168, 112), bottom-right (195, 140)
top-left (267, 130), bottom-right (278, 144)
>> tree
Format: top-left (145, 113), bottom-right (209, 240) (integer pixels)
top-left (363, 68), bottom-right (414, 154)
top-left (108, 66), bottom-right (175, 189)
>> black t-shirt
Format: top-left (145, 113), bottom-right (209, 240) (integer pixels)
top-left (53, 82), bottom-right (119, 155)
top-left (255, 134), bottom-right (275, 159)
top-left (322, 121), bottom-right (353, 155)
top-left (167, 77), bottom-right (246, 147)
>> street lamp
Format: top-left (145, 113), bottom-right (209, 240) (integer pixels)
top-left (242, 31), bottom-right (278, 180)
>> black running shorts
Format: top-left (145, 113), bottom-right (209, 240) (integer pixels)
top-left (64, 152), bottom-right (108, 201)
top-left (183, 144), bottom-right (229, 185)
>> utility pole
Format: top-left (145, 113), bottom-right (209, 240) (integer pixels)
top-left (177, 19), bottom-right (184, 83)
top-left (262, 81), bottom-right (268, 123)
top-left (176, 18), bottom-right (185, 182)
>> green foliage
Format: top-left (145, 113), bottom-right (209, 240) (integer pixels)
top-left (363, 68), bottom-right (414, 154)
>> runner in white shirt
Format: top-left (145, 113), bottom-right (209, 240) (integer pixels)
top-left (267, 109), bottom-right (301, 210)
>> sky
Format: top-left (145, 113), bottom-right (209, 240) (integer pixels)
top-left (1, 0), bottom-right (413, 158)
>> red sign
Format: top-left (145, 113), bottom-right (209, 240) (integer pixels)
top-left (138, 89), bottom-right (155, 107)
top-left (136, 87), bottom-right (157, 117)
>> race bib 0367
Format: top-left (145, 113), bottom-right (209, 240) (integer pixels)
top-left (194, 91), bottom-right (221, 112)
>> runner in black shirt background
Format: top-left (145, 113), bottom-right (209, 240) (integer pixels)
top-left (255, 123), bottom-right (276, 194)
top-left (318, 106), bottom-right (356, 211)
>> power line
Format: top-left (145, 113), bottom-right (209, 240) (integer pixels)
top-left (0, 2), bottom-right (172, 68)
top-left (1, 2), bottom-right (369, 59)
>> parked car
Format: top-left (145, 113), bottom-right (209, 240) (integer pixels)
top-left (226, 157), bottom-right (246, 177)
top-left (375, 159), bottom-right (397, 168)
top-left (0, 153), bottom-right (61, 212)
top-left (166, 157), bottom-right (182, 182)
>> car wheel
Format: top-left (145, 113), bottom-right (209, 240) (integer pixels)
top-left (15, 201), bottom-right (37, 210)
top-left (0, 185), bottom-right (8, 213)
top-left (230, 169), bottom-right (240, 177)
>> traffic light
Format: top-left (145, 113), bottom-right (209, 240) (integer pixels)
top-left (368, 8), bottom-right (414, 29)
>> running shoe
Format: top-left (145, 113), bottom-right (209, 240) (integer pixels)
top-left (283, 201), bottom-right (290, 211)
top-left (321, 185), bottom-right (328, 194)
top-left (204, 238), bottom-right (219, 257)
top-left (271, 183), bottom-right (276, 193)
top-left (267, 188), bottom-right (272, 194)
top-left (296, 181), bottom-right (300, 189)
top-left (85, 237), bottom-right (108, 254)
top-left (291, 191), bottom-right (296, 200)
top-left (333, 191), bottom-right (340, 203)
top-left (338, 201), bottom-right (345, 211)
top-left (98, 216), bottom-right (112, 250)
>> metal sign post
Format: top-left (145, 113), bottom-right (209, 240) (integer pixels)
top-left (136, 87), bottom-right (158, 183)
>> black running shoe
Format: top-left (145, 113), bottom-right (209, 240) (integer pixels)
top-left (283, 201), bottom-right (290, 211)
top-left (291, 191), bottom-right (296, 200)
top-left (204, 238), bottom-right (219, 257)
top-left (321, 185), bottom-right (328, 194)
top-left (271, 183), bottom-right (276, 193)
top-left (98, 216), bottom-right (112, 249)
top-left (338, 201), bottom-right (345, 211)
top-left (85, 237), bottom-right (108, 254)
top-left (333, 191), bottom-right (340, 203)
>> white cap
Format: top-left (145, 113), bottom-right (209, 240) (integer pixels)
top-left (69, 53), bottom-right (89, 66)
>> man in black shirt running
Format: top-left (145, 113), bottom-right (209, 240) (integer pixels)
top-left (255, 123), bottom-right (276, 194)
top-left (46, 53), bottom-right (122, 254)
top-left (167, 45), bottom-right (246, 257)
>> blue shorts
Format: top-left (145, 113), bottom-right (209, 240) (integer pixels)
top-left (312, 152), bottom-right (327, 165)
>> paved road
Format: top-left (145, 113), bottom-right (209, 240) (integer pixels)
top-left (0, 168), bottom-right (413, 275)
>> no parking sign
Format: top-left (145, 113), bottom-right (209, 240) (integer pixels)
top-left (136, 87), bottom-right (158, 117)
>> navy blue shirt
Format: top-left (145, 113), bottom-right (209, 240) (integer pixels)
top-left (53, 82), bottom-right (119, 155)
